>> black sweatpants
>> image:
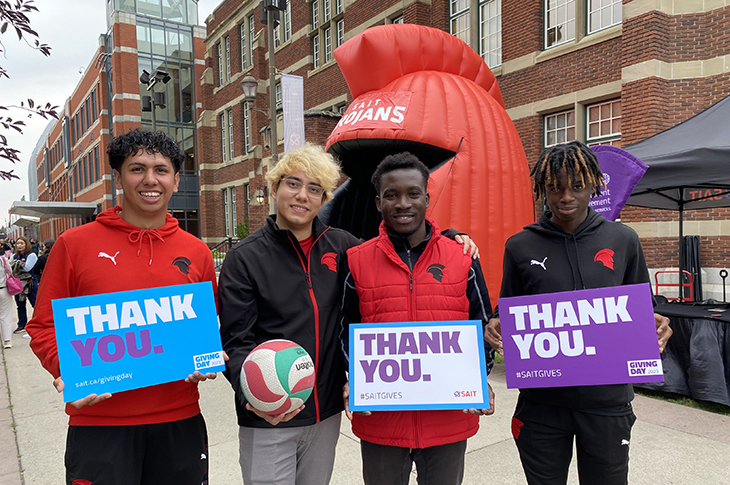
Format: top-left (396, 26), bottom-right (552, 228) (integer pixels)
top-left (361, 439), bottom-right (467, 485)
top-left (512, 395), bottom-right (636, 485)
top-left (65, 414), bottom-right (208, 485)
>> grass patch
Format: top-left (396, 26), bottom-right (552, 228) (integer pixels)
top-left (634, 387), bottom-right (730, 416)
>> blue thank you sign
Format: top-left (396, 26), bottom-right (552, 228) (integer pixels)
top-left (52, 282), bottom-right (224, 402)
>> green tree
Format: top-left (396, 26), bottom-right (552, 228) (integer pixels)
top-left (236, 213), bottom-right (250, 239)
top-left (1, 0), bottom-right (58, 181)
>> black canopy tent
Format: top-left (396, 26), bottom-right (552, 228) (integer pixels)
top-left (624, 94), bottom-right (730, 300)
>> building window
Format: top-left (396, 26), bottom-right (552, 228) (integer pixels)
top-left (223, 188), bottom-right (230, 237)
top-left (312, 0), bottom-right (319, 28)
top-left (450, 0), bottom-right (470, 44)
top-left (248, 15), bottom-right (255, 66)
top-left (544, 110), bottom-right (576, 147)
top-left (480, 0), bottom-right (501, 68)
top-left (313, 34), bottom-right (320, 68)
top-left (545, 0), bottom-right (575, 48)
top-left (231, 187), bottom-right (237, 232)
top-left (243, 102), bottom-right (251, 153)
top-left (588, 0), bottom-right (621, 33)
top-left (240, 23), bottom-right (247, 69)
top-left (335, 0), bottom-right (343, 15)
top-left (217, 41), bottom-right (223, 85)
top-left (275, 81), bottom-right (282, 109)
top-left (225, 35), bottom-right (231, 81)
top-left (244, 183), bottom-right (250, 215)
top-left (392, 15), bottom-right (404, 24)
top-left (587, 100), bottom-right (621, 145)
top-left (283, 1), bottom-right (291, 42)
top-left (324, 27), bottom-right (332, 63)
top-left (227, 109), bottom-right (234, 160)
top-left (323, 0), bottom-right (331, 22)
top-left (220, 112), bottom-right (227, 161)
top-left (91, 88), bottom-right (97, 122)
top-left (94, 145), bottom-right (100, 181)
top-left (336, 19), bottom-right (344, 47)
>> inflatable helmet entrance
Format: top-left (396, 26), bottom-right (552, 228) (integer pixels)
top-left (324, 24), bottom-right (534, 298)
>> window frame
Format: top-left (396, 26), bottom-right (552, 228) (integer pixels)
top-left (219, 112), bottom-right (227, 161)
top-left (313, 34), bottom-right (320, 69)
top-left (449, 0), bottom-right (470, 44)
top-left (544, 0), bottom-right (576, 49)
top-left (324, 27), bottom-right (332, 63)
top-left (544, 109), bottom-right (576, 147)
top-left (586, 99), bottom-right (622, 145)
top-left (587, 0), bottom-right (622, 34)
top-left (479, 0), bottom-right (502, 68)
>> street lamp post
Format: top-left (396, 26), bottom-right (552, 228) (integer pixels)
top-left (241, 0), bottom-right (285, 164)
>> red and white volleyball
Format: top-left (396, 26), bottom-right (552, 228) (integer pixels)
top-left (240, 339), bottom-right (315, 415)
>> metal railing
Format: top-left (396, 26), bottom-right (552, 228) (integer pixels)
top-left (210, 237), bottom-right (239, 272)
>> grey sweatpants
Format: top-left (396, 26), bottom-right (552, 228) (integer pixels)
top-left (238, 412), bottom-right (342, 485)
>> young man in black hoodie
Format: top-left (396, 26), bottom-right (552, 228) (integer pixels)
top-left (485, 141), bottom-right (672, 485)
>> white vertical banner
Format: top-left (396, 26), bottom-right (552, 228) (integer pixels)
top-left (282, 73), bottom-right (305, 153)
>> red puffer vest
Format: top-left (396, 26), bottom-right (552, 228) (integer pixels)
top-left (347, 219), bottom-right (478, 448)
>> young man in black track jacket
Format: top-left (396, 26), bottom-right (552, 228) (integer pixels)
top-left (485, 141), bottom-right (672, 485)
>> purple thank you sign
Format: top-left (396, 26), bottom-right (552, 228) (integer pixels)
top-left (590, 145), bottom-right (648, 221)
top-left (500, 283), bottom-right (663, 389)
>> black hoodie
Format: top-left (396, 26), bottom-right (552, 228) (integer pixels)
top-left (501, 208), bottom-right (650, 410)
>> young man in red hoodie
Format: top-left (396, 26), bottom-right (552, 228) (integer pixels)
top-left (27, 129), bottom-right (219, 485)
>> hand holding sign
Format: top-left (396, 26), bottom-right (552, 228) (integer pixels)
top-left (54, 376), bottom-right (112, 409)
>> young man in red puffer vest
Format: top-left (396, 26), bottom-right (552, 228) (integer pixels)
top-left (340, 152), bottom-right (496, 485)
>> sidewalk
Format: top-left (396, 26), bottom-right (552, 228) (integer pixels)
top-left (2, 305), bottom-right (730, 484)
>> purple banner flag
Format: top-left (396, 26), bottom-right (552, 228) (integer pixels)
top-left (590, 145), bottom-right (648, 221)
top-left (500, 283), bottom-right (663, 389)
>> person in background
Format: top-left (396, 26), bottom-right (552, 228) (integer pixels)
top-left (0, 252), bottom-right (14, 348)
top-left (484, 141), bottom-right (672, 485)
top-left (10, 236), bottom-right (37, 334)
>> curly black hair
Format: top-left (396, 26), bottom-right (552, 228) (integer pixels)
top-left (107, 129), bottom-right (185, 173)
top-left (531, 141), bottom-right (605, 200)
top-left (371, 152), bottom-right (430, 194)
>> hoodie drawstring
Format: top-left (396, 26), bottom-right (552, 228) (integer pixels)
top-left (128, 229), bottom-right (165, 265)
top-left (563, 233), bottom-right (587, 290)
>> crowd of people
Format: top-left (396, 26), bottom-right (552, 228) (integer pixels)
top-left (2, 129), bottom-right (671, 485)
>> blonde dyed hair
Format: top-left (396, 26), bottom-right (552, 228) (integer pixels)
top-left (265, 144), bottom-right (341, 201)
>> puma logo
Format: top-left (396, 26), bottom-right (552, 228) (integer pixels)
top-left (530, 257), bottom-right (547, 270)
top-left (98, 251), bottom-right (120, 265)
top-left (621, 439), bottom-right (630, 446)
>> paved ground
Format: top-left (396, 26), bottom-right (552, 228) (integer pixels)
top-left (2, 304), bottom-right (730, 484)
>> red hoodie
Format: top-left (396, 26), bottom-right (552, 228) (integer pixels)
top-left (27, 206), bottom-right (218, 426)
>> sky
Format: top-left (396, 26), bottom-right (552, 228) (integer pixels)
top-left (0, 0), bottom-right (218, 229)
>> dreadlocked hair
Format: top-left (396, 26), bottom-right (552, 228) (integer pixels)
top-left (530, 141), bottom-right (605, 200)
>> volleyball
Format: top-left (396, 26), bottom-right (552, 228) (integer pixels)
top-left (240, 339), bottom-right (315, 415)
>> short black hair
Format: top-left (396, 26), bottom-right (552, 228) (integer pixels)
top-left (371, 152), bottom-right (430, 194)
top-left (107, 129), bottom-right (185, 173)
top-left (531, 141), bottom-right (605, 200)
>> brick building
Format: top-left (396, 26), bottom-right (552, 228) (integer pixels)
top-left (202, 0), bottom-right (729, 297)
top-left (21, 0), bottom-right (206, 241)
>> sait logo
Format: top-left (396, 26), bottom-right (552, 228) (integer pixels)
top-left (427, 263), bottom-right (445, 282)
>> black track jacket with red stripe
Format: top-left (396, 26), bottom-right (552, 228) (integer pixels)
top-left (219, 215), bottom-right (360, 428)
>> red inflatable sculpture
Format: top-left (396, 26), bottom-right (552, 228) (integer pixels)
top-left (324, 24), bottom-right (534, 297)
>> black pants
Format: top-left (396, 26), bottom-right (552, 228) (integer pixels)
top-left (65, 414), bottom-right (208, 485)
top-left (361, 439), bottom-right (467, 485)
top-left (512, 395), bottom-right (636, 485)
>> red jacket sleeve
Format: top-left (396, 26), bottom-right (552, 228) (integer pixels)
top-left (26, 236), bottom-right (76, 379)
